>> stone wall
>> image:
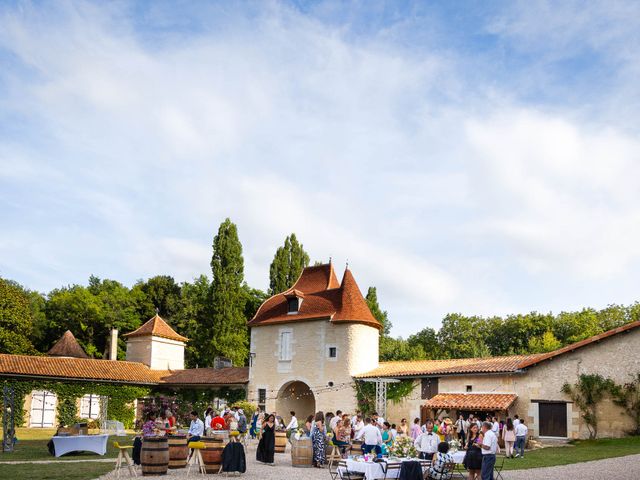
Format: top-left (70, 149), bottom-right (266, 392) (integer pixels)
top-left (248, 319), bottom-right (379, 416)
top-left (126, 335), bottom-right (185, 370)
top-left (385, 328), bottom-right (640, 439)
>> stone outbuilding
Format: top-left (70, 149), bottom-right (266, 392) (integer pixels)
top-left (356, 320), bottom-right (640, 439)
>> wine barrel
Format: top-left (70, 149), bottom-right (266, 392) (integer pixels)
top-left (201, 437), bottom-right (224, 474)
top-left (168, 435), bottom-right (188, 469)
top-left (141, 437), bottom-right (169, 476)
top-left (291, 436), bottom-right (312, 467)
top-left (275, 431), bottom-right (287, 453)
top-left (351, 440), bottom-right (363, 456)
top-left (210, 430), bottom-right (229, 444)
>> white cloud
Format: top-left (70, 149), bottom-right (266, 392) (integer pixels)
top-left (1, 2), bottom-right (640, 337)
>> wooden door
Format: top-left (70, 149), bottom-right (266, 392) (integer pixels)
top-left (538, 402), bottom-right (567, 437)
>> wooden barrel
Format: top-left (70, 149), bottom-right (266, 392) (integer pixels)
top-left (141, 437), bottom-right (169, 476)
top-left (201, 437), bottom-right (224, 474)
top-left (210, 430), bottom-right (229, 444)
top-left (291, 436), bottom-right (312, 467)
top-left (351, 440), bottom-right (363, 455)
top-left (168, 435), bottom-right (188, 469)
top-left (275, 431), bottom-right (287, 453)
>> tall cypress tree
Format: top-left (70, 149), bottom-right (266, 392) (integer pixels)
top-left (203, 218), bottom-right (248, 367)
top-left (365, 286), bottom-right (392, 336)
top-left (268, 233), bottom-right (310, 294)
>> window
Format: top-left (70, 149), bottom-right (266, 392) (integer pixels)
top-left (328, 347), bottom-right (337, 358)
top-left (279, 331), bottom-right (292, 361)
top-left (30, 390), bottom-right (57, 428)
top-left (258, 389), bottom-right (266, 404)
top-left (287, 297), bottom-right (299, 313)
top-left (80, 394), bottom-right (101, 419)
top-left (466, 385), bottom-right (473, 393)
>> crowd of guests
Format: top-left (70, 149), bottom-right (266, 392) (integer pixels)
top-left (247, 408), bottom-right (529, 480)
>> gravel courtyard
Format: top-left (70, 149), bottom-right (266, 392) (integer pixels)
top-left (96, 443), bottom-right (640, 480)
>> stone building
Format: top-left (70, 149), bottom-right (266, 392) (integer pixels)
top-left (247, 263), bottom-right (380, 417)
top-left (0, 315), bottom-right (247, 427)
top-left (356, 320), bottom-right (640, 439)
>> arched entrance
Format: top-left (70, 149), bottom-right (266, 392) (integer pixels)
top-left (276, 381), bottom-right (316, 420)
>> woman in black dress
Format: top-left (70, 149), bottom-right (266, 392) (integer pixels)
top-left (256, 414), bottom-right (276, 464)
top-left (463, 422), bottom-right (483, 480)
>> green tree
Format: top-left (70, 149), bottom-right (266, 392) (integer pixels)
top-left (365, 287), bottom-right (392, 336)
top-left (174, 275), bottom-right (212, 368)
top-left (437, 313), bottom-right (489, 358)
top-left (134, 275), bottom-right (182, 320)
top-left (243, 285), bottom-right (268, 321)
top-left (379, 336), bottom-right (425, 361)
top-left (0, 278), bottom-right (37, 354)
top-left (562, 373), bottom-right (615, 439)
top-left (407, 327), bottom-right (440, 359)
top-left (610, 373), bottom-right (640, 436)
top-left (45, 285), bottom-right (105, 357)
top-left (201, 218), bottom-right (248, 367)
top-left (268, 234), bottom-right (310, 294)
top-left (528, 330), bottom-right (562, 353)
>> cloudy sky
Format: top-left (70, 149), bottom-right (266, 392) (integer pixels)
top-left (1, 1), bottom-right (639, 337)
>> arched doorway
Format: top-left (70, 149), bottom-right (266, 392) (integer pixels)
top-left (276, 381), bottom-right (316, 421)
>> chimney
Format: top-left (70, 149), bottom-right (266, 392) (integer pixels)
top-left (109, 328), bottom-right (119, 360)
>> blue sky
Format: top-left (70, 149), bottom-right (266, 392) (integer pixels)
top-left (1, 1), bottom-right (640, 337)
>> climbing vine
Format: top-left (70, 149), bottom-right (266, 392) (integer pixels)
top-left (354, 379), bottom-right (416, 417)
top-left (0, 379), bottom-right (149, 428)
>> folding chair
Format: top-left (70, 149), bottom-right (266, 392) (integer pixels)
top-left (337, 459), bottom-right (365, 480)
top-left (419, 459), bottom-right (431, 480)
top-left (113, 441), bottom-right (137, 478)
top-left (327, 441), bottom-right (342, 469)
top-left (380, 462), bottom-right (402, 480)
top-left (493, 455), bottom-right (506, 480)
top-left (427, 462), bottom-right (455, 480)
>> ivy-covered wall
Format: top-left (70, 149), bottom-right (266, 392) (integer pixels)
top-left (0, 379), bottom-right (149, 428)
top-left (354, 379), bottom-right (415, 416)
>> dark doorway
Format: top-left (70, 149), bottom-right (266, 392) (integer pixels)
top-left (421, 378), bottom-right (439, 400)
top-left (538, 402), bottom-right (567, 437)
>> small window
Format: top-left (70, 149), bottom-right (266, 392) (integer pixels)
top-left (287, 297), bottom-right (299, 313)
top-left (466, 385), bottom-right (473, 392)
top-left (258, 389), bottom-right (266, 404)
top-left (328, 347), bottom-right (337, 358)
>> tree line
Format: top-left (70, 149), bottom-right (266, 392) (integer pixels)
top-left (2, 217), bottom-right (639, 367)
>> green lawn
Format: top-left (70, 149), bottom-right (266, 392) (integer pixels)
top-left (501, 436), bottom-right (640, 470)
top-left (0, 462), bottom-right (113, 480)
top-left (0, 428), bottom-right (136, 462)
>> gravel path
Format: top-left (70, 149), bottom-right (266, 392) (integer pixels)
top-left (95, 442), bottom-right (640, 480)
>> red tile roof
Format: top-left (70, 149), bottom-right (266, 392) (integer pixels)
top-left (123, 314), bottom-right (188, 342)
top-left (518, 319), bottom-right (640, 369)
top-left (248, 264), bottom-right (381, 330)
top-left (355, 354), bottom-right (540, 378)
top-left (0, 354), bottom-right (249, 386)
top-left (0, 354), bottom-right (163, 384)
top-left (425, 393), bottom-right (517, 411)
top-left (159, 367), bottom-right (249, 386)
top-left (47, 330), bottom-right (89, 359)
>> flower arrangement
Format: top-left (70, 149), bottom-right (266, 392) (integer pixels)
top-left (294, 428), bottom-right (305, 441)
top-left (388, 436), bottom-right (418, 458)
top-left (448, 439), bottom-right (461, 453)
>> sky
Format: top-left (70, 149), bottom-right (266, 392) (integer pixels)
top-left (1, 1), bottom-right (640, 338)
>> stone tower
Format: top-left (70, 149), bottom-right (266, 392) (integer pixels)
top-left (123, 314), bottom-right (187, 370)
top-left (247, 263), bottom-right (380, 416)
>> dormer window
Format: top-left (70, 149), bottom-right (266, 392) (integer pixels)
top-left (285, 290), bottom-right (304, 314)
top-left (287, 297), bottom-right (299, 313)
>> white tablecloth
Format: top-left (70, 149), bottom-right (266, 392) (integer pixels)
top-left (52, 434), bottom-right (109, 457)
top-left (345, 459), bottom-right (426, 480)
top-left (451, 450), bottom-right (465, 463)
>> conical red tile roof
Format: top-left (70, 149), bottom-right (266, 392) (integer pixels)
top-left (248, 264), bottom-right (380, 329)
top-left (47, 330), bottom-right (89, 359)
top-left (122, 314), bottom-right (188, 342)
